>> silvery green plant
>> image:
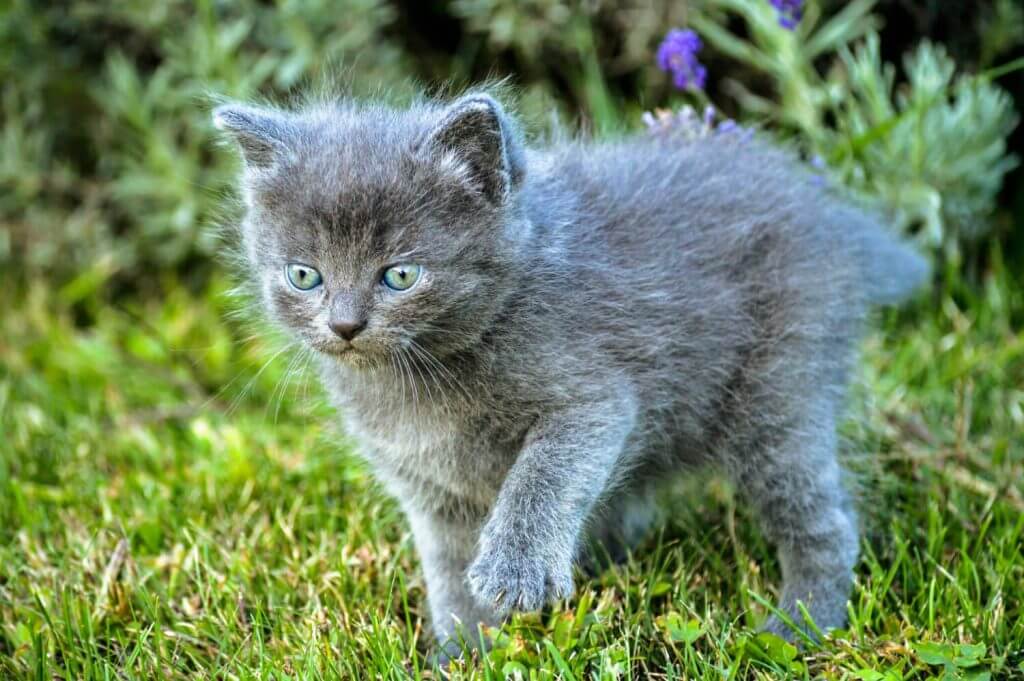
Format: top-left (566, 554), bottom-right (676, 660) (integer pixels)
top-left (828, 37), bottom-right (1019, 251)
top-left (213, 89), bottom-right (927, 658)
top-left (0, 0), bottom-right (408, 280)
top-left (686, 0), bottom-right (1019, 253)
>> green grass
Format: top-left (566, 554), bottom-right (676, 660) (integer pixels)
top-left (1, 250), bottom-right (1022, 679)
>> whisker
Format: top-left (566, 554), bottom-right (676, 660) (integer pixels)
top-left (197, 334), bottom-right (279, 410)
top-left (265, 345), bottom-right (303, 421)
top-left (406, 342), bottom-right (454, 413)
top-left (272, 345), bottom-right (310, 424)
top-left (404, 344), bottom-right (437, 407)
top-left (388, 352), bottom-right (408, 428)
top-left (396, 346), bottom-right (419, 415)
top-left (299, 347), bottom-right (317, 415)
top-left (408, 338), bottom-right (471, 403)
top-left (226, 342), bottom-right (294, 416)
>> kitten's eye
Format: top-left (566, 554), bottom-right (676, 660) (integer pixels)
top-left (382, 264), bottom-right (422, 291)
top-left (285, 263), bottom-right (323, 291)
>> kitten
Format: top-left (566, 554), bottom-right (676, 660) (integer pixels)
top-left (213, 91), bottom-right (927, 656)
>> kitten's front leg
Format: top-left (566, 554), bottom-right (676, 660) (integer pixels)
top-left (404, 507), bottom-right (499, 659)
top-left (467, 393), bottom-right (637, 615)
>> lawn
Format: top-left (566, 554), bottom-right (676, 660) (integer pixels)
top-left (1, 238), bottom-right (1022, 679)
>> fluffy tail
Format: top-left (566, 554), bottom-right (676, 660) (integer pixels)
top-left (844, 209), bottom-right (930, 305)
top-left (863, 231), bottom-right (930, 305)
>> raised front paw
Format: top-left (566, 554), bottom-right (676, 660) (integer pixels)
top-left (466, 535), bottom-right (574, 616)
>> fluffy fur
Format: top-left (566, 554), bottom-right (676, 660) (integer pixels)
top-left (213, 91), bottom-right (927, 656)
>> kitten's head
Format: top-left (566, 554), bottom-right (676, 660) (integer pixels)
top-left (214, 94), bottom-right (528, 368)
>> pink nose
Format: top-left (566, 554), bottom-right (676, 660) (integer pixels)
top-left (328, 318), bottom-right (366, 341)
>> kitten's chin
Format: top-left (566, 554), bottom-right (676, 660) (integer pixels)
top-left (315, 344), bottom-right (385, 370)
top-left (333, 352), bottom-right (377, 370)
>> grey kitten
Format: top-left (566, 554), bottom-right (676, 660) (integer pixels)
top-left (213, 91), bottom-right (927, 656)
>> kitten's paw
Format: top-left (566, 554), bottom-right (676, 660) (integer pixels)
top-left (762, 614), bottom-right (810, 643)
top-left (761, 593), bottom-right (848, 643)
top-left (466, 540), bottom-right (574, 616)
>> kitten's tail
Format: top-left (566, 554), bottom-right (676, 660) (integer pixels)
top-left (845, 209), bottom-right (930, 306)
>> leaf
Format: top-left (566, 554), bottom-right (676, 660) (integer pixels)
top-left (957, 643), bottom-right (986, 661)
top-left (673, 619), bottom-right (703, 645)
top-left (15, 621), bottom-right (33, 647)
top-left (551, 612), bottom-right (576, 648)
top-left (851, 670), bottom-right (886, 681)
top-left (851, 667), bottom-right (901, 679)
top-left (961, 671), bottom-right (991, 681)
top-left (543, 639), bottom-right (577, 681)
top-left (649, 581), bottom-right (672, 597)
top-left (953, 656), bottom-right (983, 668)
top-left (804, 0), bottom-right (880, 60)
top-left (914, 641), bottom-right (957, 666)
top-left (755, 632), bottom-right (799, 664)
top-left (501, 661), bottom-right (529, 678)
top-left (656, 612), bottom-right (703, 644)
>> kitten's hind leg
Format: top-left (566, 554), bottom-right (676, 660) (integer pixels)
top-left (733, 407), bottom-right (859, 640)
top-left (580, 484), bottom-right (660, 574)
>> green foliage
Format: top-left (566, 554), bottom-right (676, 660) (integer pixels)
top-left (1, 0), bottom-right (1019, 281)
top-left (0, 0), bottom-right (407, 283)
top-left (448, 0), bottom-right (690, 134)
top-left (830, 38), bottom-right (1018, 252)
top-left (691, 0), bottom-right (881, 132)
top-left (690, 0), bottom-right (1020, 254)
top-left (449, 1), bottom-right (688, 90)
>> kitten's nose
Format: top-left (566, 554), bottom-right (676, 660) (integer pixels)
top-left (328, 318), bottom-right (366, 341)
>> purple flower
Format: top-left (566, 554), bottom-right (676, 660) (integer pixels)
top-left (656, 29), bottom-right (707, 91)
top-left (768, 0), bottom-right (803, 30)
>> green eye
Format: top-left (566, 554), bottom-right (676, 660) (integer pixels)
top-left (285, 263), bottom-right (322, 291)
top-left (382, 264), bottom-right (421, 291)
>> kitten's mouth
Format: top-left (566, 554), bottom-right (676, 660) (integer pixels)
top-left (310, 338), bottom-right (356, 358)
top-left (312, 336), bottom-right (396, 369)
top-left (323, 345), bottom-right (356, 359)
top-left (317, 342), bottom-right (381, 368)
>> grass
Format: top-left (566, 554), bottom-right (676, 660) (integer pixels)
top-left (1, 246), bottom-right (1022, 680)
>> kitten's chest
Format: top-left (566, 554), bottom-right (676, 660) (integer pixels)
top-left (325, 370), bottom-right (522, 505)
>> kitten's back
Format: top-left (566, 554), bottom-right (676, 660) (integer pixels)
top-left (531, 132), bottom-right (926, 310)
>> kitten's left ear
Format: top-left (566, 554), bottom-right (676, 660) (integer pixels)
top-left (422, 94), bottom-right (525, 205)
top-left (213, 103), bottom-right (293, 169)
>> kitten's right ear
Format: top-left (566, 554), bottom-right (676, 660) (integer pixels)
top-left (421, 94), bottom-right (525, 205)
top-left (213, 104), bottom-right (292, 168)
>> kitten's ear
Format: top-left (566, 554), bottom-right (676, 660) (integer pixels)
top-left (423, 94), bottom-right (525, 205)
top-left (213, 104), bottom-right (292, 168)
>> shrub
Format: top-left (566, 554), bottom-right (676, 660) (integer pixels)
top-left (0, 0), bottom-right (1019, 289)
top-left (0, 0), bottom-right (407, 290)
top-left (687, 0), bottom-right (1020, 254)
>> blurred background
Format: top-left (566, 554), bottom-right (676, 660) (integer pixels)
top-left (2, 0), bottom-right (1022, 291)
top-left (1, 0), bottom-right (1023, 676)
